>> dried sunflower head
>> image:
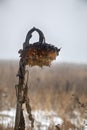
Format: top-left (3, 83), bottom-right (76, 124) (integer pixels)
top-left (18, 27), bottom-right (60, 67)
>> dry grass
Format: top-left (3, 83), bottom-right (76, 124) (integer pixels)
top-left (0, 124), bottom-right (14, 130)
top-left (0, 60), bottom-right (87, 129)
top-left (0, 60), bottom-right (87, 110)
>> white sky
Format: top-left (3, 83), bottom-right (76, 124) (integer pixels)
top-left (0, 0), bottom-right (87, 63)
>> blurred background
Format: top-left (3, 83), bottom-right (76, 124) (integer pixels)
top-left (0, 0), bottom-right (87, 130)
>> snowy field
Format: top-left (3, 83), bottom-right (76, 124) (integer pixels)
top-left (0, 108), bottom-right (87, 130)
top-left (0, 108), bottom-right (63, 129)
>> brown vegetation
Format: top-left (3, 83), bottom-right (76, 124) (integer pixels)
top-left (0, 60), bottom-right (87, 110)
top-left (0, 124), bottom-right (14, 130)
top-left (0, 60), bottom-right (87, 129)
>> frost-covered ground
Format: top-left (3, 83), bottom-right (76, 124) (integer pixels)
top-left (68, 110), bottom-right (87, 130)
top-left (0, 108), bottom-right (87, 130)
top-left (0, 108), bottom-right (15, 127)
top-left (0, 108), bottom-right (63, 129)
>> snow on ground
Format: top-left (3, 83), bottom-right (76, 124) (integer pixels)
top-left (0, 109), bottom-right (87, 130)
top-left (32, 110), bottom-right (63, 129)
top-left (33, 110), bottom-right (63, 125)
top-left (0, 108), bottom-right (15, 127)
top-left (67, 110), bottom-right (87, 130)
top-left (0, 108), bottom-right (63, 129)
top-left (82, 119), bottom-right (87, 130)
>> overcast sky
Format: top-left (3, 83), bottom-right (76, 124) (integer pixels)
top-left (0, 0), bottom-right (87, 63)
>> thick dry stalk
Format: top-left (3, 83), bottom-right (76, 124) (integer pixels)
top-left (14, 60), bottom-right (25, 130)
top-left (14, 59), bottom-right (34, 130)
